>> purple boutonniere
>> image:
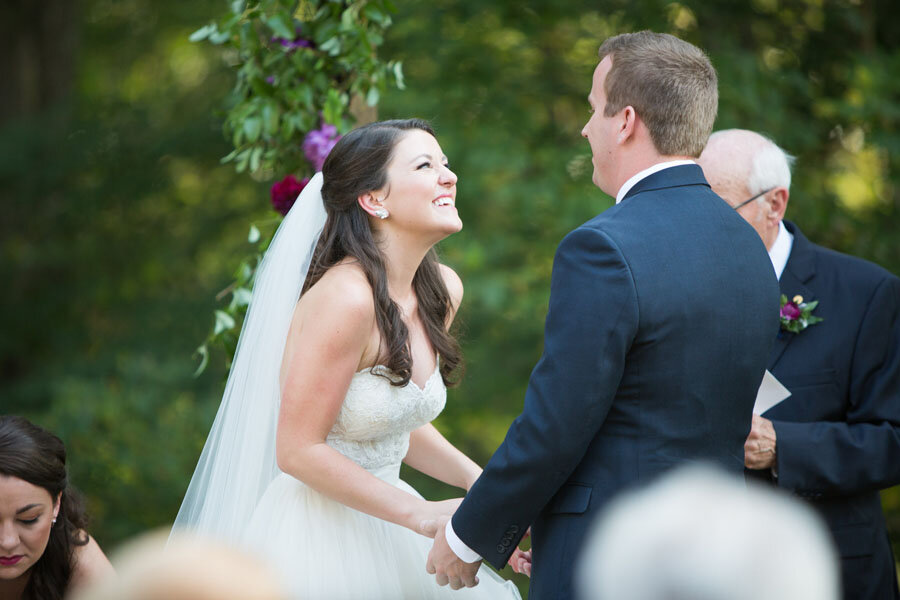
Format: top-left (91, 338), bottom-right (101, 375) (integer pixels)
top-left (780, 294), bottom-right (824, 334)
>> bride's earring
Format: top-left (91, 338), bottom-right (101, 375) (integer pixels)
top-left (374, 208), bottom-right (389, 220)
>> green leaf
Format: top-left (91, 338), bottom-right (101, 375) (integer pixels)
top-left (366, 86), bottom-right (380, 106)
top-left (209, 29), bottom-right (232, 45)
top-left (319, 37), bottom-right (341, 55)
top-left (265, 14), bottom-right (295, 40)
top-left (262, 103), bottom-right (280, 135)
top-left (323, 88), bottom-right (345, 126)
top-left (189, 24), bottom-right (216, 42)
top-left (363, 5), bottom-right (387, 25)
top-left (248, 224), bottom-right (261, 243)
top-left (230, 0), bottom-right (245, 15)
top-left (249, 146), bottom-right (263, 172)
top-left (193, 344), bottom-right (210, 377)
top-left (214, 310), bottom-right (236, 335)
top-left (243, 117), bottom-right (262, 142)
top-left (230, 287), bottom-right (252, 310)
top-left (392, 61), bottom-right (405, 90)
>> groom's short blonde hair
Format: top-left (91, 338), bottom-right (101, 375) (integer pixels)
top-left (598, 31), bottom-right (718, 158)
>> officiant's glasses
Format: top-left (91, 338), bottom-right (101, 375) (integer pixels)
top-left (733, 187), bottom-right (774, 211)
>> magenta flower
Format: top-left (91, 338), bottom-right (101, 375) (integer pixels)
top-left (780, 301), bottom-right (801, 321)
top-left (303, 123), bottom-right (340, 171)
top-left (270, 174), bottom-right (309, 216)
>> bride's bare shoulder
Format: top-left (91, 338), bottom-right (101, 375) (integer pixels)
top-left (297, 261), bottom-right (375, 324)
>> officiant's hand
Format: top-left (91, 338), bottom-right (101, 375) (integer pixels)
top-left (744, 414), bottom-right (777, 469)
top-left (424, 516), bottom-right (481, 590)
top-left (414, 498), bottom-right (463, 538)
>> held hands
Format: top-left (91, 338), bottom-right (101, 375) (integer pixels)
top-left (744, 414), bottom-right (777, 470)
top-left (423, 516), bottom-right (482, 590)
top-left (507, 528), bottom-right (532, 577)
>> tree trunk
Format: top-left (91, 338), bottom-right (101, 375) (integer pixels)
top-left (0, 0), bottom-right (79, 123)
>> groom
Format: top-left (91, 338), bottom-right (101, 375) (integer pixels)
top-left (426, 32), bottom-right (781, 598)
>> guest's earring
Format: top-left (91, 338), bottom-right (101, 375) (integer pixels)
top-left (52, 518), bottom-right (57, 525)
top-left (374, 208), bottom-right (389, 220)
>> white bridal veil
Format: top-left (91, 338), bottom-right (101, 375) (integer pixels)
top-left (172, 173), bottom-right (327, 543)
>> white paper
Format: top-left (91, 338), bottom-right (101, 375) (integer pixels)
top-left (753, 370), bottom-right (791, 415)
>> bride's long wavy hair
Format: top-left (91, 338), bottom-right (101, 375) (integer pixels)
top-left (302, 119), bottom-right (462, 387)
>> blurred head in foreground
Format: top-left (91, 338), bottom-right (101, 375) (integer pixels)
top-left (576, 465), bottom-right (839, 600)
top-left (70, 530), bottom-right (287, 600)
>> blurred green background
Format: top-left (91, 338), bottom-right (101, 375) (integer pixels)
top-left (2, 0), bottom-right (898, 595)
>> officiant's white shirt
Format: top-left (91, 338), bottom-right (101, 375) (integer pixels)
top-left (769, 221), bottom-right (793, 280)
top-left (445, 160), bottom-right (703, 564)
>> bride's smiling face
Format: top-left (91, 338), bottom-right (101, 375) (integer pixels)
top-left (374, 129), bottom-right (461, 242)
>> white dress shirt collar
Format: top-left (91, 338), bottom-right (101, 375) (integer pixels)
top-left (615, 160), bottom-right (696, 204)
top-left (769, 220), bottom-right (794, 280)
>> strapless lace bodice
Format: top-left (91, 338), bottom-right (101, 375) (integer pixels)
top-left (326, 364), bottom-right (446, 469)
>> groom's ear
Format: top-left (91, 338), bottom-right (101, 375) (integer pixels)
top-left (617, 105), bottom-right (637, 145)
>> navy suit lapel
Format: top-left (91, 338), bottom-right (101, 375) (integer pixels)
top-left (769, 221), bottom-right (817, 370)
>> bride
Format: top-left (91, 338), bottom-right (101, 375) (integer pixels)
top-left (173, 119), bottom-right (521, 599)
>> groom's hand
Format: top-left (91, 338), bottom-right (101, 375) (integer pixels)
top-left (424, 516), bottom-right (481, 590)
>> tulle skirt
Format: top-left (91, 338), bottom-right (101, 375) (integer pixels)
top-left (245, 465), bottom-right (522, 600)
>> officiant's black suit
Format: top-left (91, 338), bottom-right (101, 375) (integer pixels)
top-left (756, 221), bottom-right (900, 600)
top-left (452, 164), bottom-right (780, 599)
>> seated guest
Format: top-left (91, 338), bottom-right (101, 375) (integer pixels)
top-left (0, 415), bottom-right (113, 600)
top-left (698, 129), bottom-right (900, 600)
top-left (71, 530), bottom-right (288, 600)
top-left (576, 465), bottom-right (839, 600)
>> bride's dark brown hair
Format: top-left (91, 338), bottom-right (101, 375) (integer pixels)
top-left (303, 119), bottom-right (462, 387)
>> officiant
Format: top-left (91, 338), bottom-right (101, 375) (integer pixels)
top-left (698, 129), bottom-right (900, 600)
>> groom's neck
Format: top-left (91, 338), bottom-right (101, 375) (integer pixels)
top-left (609, 148), bottom-right (695, 197)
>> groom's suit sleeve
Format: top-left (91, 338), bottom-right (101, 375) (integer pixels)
top-left (451, 225), bottom-right (639, 569)
top-left (772, 275), bottom-right (900, 494)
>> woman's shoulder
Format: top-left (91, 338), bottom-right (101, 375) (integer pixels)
top-left (294, 262), bottom-right (377, 347)
top-left (69, 532), bottom-right (114, 591)
top-left (303, 262), bottom-right (375, 318)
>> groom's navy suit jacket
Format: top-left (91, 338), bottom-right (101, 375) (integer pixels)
top-left (754, 221), bottom-right (900, 600)
top-left (452, 165), bottom-right (780, 599)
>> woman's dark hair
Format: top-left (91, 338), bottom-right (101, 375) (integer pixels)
top-left (304, 118), bottom-right (462, 386)
top-left (0, 416), bottom-right (89, 600)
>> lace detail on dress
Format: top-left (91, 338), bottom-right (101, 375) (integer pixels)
top-left (325, 364), bottom-right (446, 469)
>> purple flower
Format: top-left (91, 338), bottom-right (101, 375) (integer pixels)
top-left (270, 174), bottom-right (309, 216)
top-left (271, 26), bottom-right (314, 51)
top-left (780, 301), bottom-right (801, 321)
top-left (303, 123), bottom-right (340, 171)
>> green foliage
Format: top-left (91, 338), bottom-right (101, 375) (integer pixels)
top-left (192, 0), bottom-right (402, 177)
top-left (190, 0), bottom-right (405, 374)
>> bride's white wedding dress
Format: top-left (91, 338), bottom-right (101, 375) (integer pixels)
top-left (244, 362), bottom-right (522, 600)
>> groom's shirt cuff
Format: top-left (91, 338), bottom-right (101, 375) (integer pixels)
top-left (446, 519), bottom-right (482, 563)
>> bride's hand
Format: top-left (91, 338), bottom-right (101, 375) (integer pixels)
top-left (414, 498), bottom-right (463, 538)
top-left (507, 527), bottom-right (532, 577)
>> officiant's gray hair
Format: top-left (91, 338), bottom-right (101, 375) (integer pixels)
top-left (705, 129), bottom-right (796, 197)
top-left (576, 465), bottom-right (839, 600)
top-left (598, 31), bottom-right (717, 158)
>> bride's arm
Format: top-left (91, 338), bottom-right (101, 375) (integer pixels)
top-left (403, 264), bottom-right (482, 490)
top-left (276, 269), bottom-right (454, 535)
top-left (405, 424), bottom-right (482, 490)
